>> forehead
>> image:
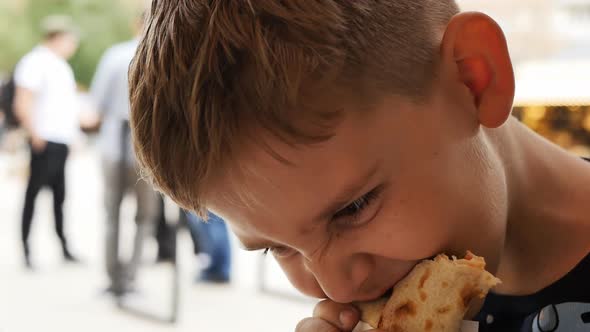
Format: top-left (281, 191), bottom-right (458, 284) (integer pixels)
top-left (210, 110), bottom-right (375, 214)
top-left (205, 96), bottom-right (420, 238)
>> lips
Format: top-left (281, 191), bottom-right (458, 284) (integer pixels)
top-left (381, 287), bottom-right (394, 299)
top-left (355, 284), bottom-right (396, 303)
top-left (357, 254), bottom-right (439, 303)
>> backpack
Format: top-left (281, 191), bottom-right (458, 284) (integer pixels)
top-left (0, 73), bottom-right (19, 129)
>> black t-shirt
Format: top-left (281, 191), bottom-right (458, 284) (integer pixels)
top-left (475, 251), bottom-right (590, 331)
top-left (476, 157), bottom-right (590, 331)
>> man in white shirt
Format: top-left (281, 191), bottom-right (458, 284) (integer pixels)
top-left (13, 15), bottom-right (81, 268)
top-left (90, 13), bottom-right (158, 295)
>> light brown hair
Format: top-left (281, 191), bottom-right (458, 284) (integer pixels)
top-left (129, 0), bottom-right (459, 214)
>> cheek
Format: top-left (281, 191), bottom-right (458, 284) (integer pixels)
top-left (370, 147), bottom-right (507, 260)
top-left (277, 256), bottom-right (325, 299)
top-left (366, 193), bottom-right (456, 260)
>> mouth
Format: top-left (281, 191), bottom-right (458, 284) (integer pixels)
top-left (359, 254), bottom-right (438, 303)
top-left (355, 284), bottom-right (394, 303)
top-left (379, 287), bottom-right (394, 299)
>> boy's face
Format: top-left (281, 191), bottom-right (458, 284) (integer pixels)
top-left (208, 91), bottom-right (509, 303)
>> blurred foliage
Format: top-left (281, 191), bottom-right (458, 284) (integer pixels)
top-left (0, 0), bottom-right (139, 87)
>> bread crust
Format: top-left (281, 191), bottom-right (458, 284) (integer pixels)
top-left (356, 251), bottom-right (500, 332)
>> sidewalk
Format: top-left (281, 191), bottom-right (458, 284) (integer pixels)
top-left (0, 143), bottom-right (314, 332)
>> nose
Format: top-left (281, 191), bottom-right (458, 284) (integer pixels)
top-left (304, 252), bottom-right (371, 303)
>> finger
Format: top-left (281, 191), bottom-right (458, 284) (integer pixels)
top-left (295, 317), bottom-right (341, 332)
top-left (313, 299), bottom-right (360, 331)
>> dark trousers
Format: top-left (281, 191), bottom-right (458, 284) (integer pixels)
top-left (155, 196), bottom-right (177, 261)
top-left (21, 141), bottom-right (70, 257)
top-left (102, 158), bottom-right (158, 289)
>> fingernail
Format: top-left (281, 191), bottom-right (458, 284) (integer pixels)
top-left (339, 309), bottom-right (356, 328)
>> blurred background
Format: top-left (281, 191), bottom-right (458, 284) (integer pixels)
top-left (0, 0), bottom-right (589, 331)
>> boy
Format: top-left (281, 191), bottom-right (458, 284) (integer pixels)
top-left (129, 1), bottom-right (590, 331)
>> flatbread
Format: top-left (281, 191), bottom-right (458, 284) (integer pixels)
top-left (355, 251), bottom-right (500, 332)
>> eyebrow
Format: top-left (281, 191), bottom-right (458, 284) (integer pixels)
top-left (239, 242), bottom-right (262, 252)
top-left (239, 240), bottom-right (276, 252)
top-left (313, 159), bottom-right (382, 224)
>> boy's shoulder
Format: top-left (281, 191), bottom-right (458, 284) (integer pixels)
top-left (477, 157), bottom-right (590, 331)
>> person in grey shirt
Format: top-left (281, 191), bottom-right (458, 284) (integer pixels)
top-left (90, 14), bottom-right (157, 296)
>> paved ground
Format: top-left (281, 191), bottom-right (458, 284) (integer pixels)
top-left (0, 139), bottom-right (315, 332)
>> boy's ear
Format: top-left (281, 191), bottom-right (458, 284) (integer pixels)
top-left (441, 12), bottom-right (515, 128)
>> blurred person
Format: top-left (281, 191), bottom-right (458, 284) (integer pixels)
top-left (185, 211), bottom-right (231, 283)
top-left (0, 73), bottom-right (18, 133)
top-left (0, 74), bottom-right (13, 141)
top-left (0, 112), bottom-right (4, 142)
top-left (13, 15), bottom-right (81, 269)
top-left (89, 13), bottom-right (158, 296)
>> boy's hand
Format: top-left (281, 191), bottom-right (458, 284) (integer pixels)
top-left (296, 299), bottom-right (385, 332)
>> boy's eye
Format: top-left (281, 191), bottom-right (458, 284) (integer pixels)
top-left (332, 185), bottom-right (382, 226)
top-left (260, 186), bottom-right (384, 257)
top-left (334, 195), bottom-right (372, 218)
